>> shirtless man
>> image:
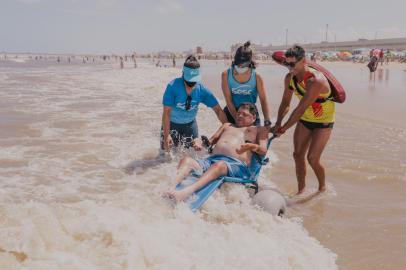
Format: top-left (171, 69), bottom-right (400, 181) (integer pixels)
top-left (166, 103), bottom-right (269, 201)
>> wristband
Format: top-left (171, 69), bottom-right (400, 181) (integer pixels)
top-left (264, 120), bottom-right (272, 126)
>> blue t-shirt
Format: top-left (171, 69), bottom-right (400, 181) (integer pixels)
top-left (162, 78), bottom-right (219, 124)
top-left (227, 67), bottom-right (258, 108)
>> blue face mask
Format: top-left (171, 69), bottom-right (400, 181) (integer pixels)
top-left (234, 66), bottom-right (249, 74)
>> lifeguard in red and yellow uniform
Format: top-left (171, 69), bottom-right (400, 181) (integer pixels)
top-left (273, 45), bottom-right (336, 195)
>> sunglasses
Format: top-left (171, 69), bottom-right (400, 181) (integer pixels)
top-left (283, 57), bottom-right (303, 68)
top-left (185, 95), bottom-right (192, 111)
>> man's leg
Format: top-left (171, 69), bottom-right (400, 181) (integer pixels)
top-left (169, 161), bottom-right (228, 202)
top-left (166, 157), bottom-right (200, 195)
top-left (293, 122), bottom-right (312, 194)
top-left (307, 128), bottom-right (332, 192)
top-left (174, 157), bottom-right (200, 184)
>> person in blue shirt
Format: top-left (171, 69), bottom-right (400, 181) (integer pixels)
top-left (161, 55), bottom-right (227, 151)
top-left (221, 41), bottom-right (272, 128)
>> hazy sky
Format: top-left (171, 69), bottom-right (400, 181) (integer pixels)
top-left (1, 0), bottom-right (405, 54)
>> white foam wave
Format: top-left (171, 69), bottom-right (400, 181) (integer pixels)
top-left (0, 62), bottom-right (337, 269)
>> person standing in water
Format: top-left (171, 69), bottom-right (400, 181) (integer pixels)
top-left (221, 41), bottom-right (271, 128)
top-left (120, 57), bottom-right (124, 69)
top-left (161, 55), bottom-right (227, 151)
top-left (273, 45), bottom-right (335, 194)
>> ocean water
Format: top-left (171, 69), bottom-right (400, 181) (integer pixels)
top-left (1, 56), bottom-right (405, 269)
top-left (0, 57), bottom-right (337, 270)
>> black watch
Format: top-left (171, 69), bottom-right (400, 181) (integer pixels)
top-left (201, 136), bottom-right (211, 148)
top-left (264, 120), bottom-right (272, 126)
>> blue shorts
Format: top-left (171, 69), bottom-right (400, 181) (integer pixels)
top-left (160, 120), bottom-right (198, 149)
top-left (196, 154), bottom-right (252, 180)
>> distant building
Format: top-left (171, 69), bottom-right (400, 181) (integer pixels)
top-left (196, 46), bottom-right (203, 54)
top-left (231, 37), bottom-right (406, 54)
top-left (271, 37), bottom-right (406, 52)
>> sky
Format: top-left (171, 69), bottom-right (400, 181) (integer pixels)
top-left (1, 0), bottom-right (406, 54)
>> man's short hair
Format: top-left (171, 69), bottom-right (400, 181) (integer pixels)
top-left (238, 102), bottom-right (258, 117)
top-left (184, 55), bottom-right (200, 69)
top-left (285, 45), bottom-right (305, 60)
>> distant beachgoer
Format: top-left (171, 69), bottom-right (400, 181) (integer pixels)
top-left (131, 54), bottom-right (137, 68)
top-left (172, 56), bottom-right (176, 67)
top-left (311, 53), bottom-right (316, 62)
top-left (120, 57), bottom-right (124, 69)
top-left (221, 41), bottom-right (272, 128)
top-left (161, 55), bottom-right (227, 151)
top-left (379, 49), bottom-right (384, 66)
top-left (385, 50), bottom-right (390, 65)
top-left (273, 45), bottom-right (336, 194)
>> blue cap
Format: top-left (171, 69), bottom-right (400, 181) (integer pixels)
top-left (182, 66), bottom-right (201, 82)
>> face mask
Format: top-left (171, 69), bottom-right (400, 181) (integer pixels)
top-left (234, 66), bottom-right (249, 74)
top-left (184, 79), bottom-right (196, 87)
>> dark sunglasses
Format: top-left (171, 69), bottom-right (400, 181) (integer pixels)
top-left (185, 95), bottom-right (192, 111)
top-left (283, 57), bottom-right (303, 68)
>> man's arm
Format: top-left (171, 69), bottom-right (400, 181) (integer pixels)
top-left (279, 77), bottom-right (324, 132)
top-left (212, 104), bottom-right (228, 124)
top-left (236, 127), bottom-right (269, 156)
top-left (255, 126), bottom-right (269, 155)
top-left (192, 123), bottom-right (229, 151)
top-left (209, 123), bottom-right (229, 146)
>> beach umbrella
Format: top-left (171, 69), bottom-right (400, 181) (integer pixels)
top-left (337, 51), bottom-right (352, 60)
top-left (372, 48), bottom-right (381, 57)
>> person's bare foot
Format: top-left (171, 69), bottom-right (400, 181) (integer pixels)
top-left (297, 182), bottom-right (306, 195)
top-left (318, 185), bottom-right (326, 193)
top-left (296, 188), bottom-right (305, 195)
top-left (167, 187), bottom-right (194, 202)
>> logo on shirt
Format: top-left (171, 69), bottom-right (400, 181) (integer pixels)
top-left (176, 102), bottom-right (197, 111)
top-left (311, 103), bottom-right (323, 118)
top-left (231, 85), bottom-right (252, 95)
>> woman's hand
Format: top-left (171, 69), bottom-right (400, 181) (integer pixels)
top-left (270, 122), bottom-right (281, 134)
top-left (163, 136), bottom-right (173, 151)
top-left (273, 126), bottom-right (286, 137)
